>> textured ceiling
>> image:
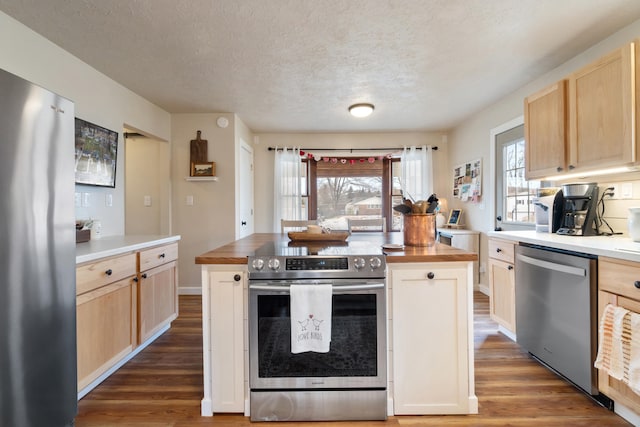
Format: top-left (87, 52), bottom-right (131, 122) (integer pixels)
top-left (2, 0), bottom-right (640, 132)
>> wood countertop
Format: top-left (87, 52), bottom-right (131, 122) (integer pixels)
top-left (195, 232), bottom-right (477, 265)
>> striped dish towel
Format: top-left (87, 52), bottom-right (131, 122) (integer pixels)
top-left (594, 304), bottom-right (627, 380)
top-left (629, 311), bottom-right (640, 394)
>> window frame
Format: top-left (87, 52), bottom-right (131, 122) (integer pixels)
top-left (306, 157), bottom-right (394, 231)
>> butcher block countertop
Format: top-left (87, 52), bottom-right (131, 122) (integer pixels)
top-left (195, 232), bottom-right (478, 264)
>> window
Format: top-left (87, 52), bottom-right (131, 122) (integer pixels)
top-left (495, 123), bottom-right (543, 229)
top-left (309, 158), bottom-right (389, 231)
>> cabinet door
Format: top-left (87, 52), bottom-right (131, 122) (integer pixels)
top-left (568, 43), bottom-right (635, 171)
top-left (138, 260), bottom-right (178, 343)
top-left (208, 269), bottom-right (246, 413)
top-left (391, 264), bottom-right (471, 415)
top-left (77, 277), bottom-right (136, 390)
top-left (488, 258), bottom-right (516, 333)
top-left (524, 80), bottom-right (567, 179)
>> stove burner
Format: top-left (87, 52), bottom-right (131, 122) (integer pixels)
top-left (248, 242), bottom-right (385, 280)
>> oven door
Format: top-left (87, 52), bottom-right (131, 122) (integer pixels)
top-left (249, 279), bottom-right (386, 390)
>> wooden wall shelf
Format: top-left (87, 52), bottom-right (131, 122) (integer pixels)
top-left (185, 176), bottom-right (218, 182)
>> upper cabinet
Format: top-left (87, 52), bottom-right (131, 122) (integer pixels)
top-left (525, 41), bottom-right (636, 180)
top-left (568, 43), bottom-right (635, 171)
top-left (524, 80), bottom-right (567, 179)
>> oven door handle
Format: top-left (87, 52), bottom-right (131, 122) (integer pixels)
top-left (249, 283), bottom-right (385, 292)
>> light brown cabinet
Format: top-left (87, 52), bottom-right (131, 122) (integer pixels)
top-left (138, 243), bottom-right (179, 343)
top-left (568, 43), bottom-right (635, 171)
top-left (524, 41), bottom-right (636, 179)
top-left (76, 241), bottom-right (179, 394)
top-left (524, 80), bottom-right (567, 179)
top-left (597, 257), bottom-right (640, 412)
top-left (76, 253), bottom-right (137, 390)
top-left (488, 238), bottom-right (516, 334)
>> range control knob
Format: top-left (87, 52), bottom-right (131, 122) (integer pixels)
top-left (267, 258), bottom-right (281, 270)
top-left (251, 258), bottom-right (265, 271)
top-left (369, 257), bottom-right (382, 269)
top-left (353, 257), bottom-right (366, 270)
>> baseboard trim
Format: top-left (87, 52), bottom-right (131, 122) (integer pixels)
top-left (477, 284), bottom-right (489, 296)
top-left (179, 286), bottom-right (202, 295)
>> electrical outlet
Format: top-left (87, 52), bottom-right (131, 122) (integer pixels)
top-left (621, 182), bottom-right (633, 199)
top-left (609, 184), bottom-right (619, 199)
top-left (105, 193), bottom-right (113, 207)
top-left (82, 192), bottom-right (90, 207)
top-left (143, 195), bottom-right (152, 206)
top-left (75, 192), bottom-right (82, 207)
top-left (186, 195), bottom-right (194, 206)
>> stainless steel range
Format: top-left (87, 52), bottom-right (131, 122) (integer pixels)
top-left (248, 241), bottom-right (387, 422)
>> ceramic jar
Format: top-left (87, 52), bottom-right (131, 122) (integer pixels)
top-left (628, 207), bottom-right (640, 242)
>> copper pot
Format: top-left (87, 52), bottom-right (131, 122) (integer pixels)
top-left (403, 213), bottom-right (436, 247)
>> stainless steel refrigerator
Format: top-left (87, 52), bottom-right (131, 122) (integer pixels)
top-left (0, 68), bottom-right (77, 427)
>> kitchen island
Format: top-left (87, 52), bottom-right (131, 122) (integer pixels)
top-left (196, 232), bottom-right (478, 419)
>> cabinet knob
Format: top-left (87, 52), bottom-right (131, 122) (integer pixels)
top-left (568, 165), bottom-right (575, 170)
top-left (234, 274), bottom-right (242, 282)
top-left (105, 269), bottom-right (113, 276)
top-left (508, 265), bottom-right (514, 271)
top-left (556, 166), bottom-right (563, 172)
top-left (427, 272), bottom-right (435, 280)
top-left (133, 277), bottom-right (139, 283)
top-left (141, 273), bottom-right (148, 279)
top-left (634, 281), bottom-right (640, 289)
top-left (241, 221), bottom-right (247, 226)
top-left (496, 248), bottom-right (502, 253)
top-left (159, 253), bottom-right (165, 258)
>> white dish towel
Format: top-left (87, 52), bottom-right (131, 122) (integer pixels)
top-left (290, 284), bottom-right (332, 354)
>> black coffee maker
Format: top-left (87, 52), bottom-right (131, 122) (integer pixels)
top-left (555, 183), bottom-right (599, 236)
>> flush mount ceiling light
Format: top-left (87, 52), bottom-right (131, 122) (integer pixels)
top-left (349, 103), bottom-right (375, 118)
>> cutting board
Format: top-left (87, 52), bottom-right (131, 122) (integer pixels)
top-left (190, 130), bottom-right (208, 163)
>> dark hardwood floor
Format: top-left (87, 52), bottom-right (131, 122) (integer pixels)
top-left (75, 293), bottom-right (632, 426)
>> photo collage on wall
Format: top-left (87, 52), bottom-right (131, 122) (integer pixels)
top-left (453, 158), bottom-right (482, 202)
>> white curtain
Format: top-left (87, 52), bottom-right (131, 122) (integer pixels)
top-left (400, 145), bottom-right (433, 201)
top-left (273, 147), bottom-right (302, 230)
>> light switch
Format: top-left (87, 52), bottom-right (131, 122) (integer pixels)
top-left (186, 195), bottom-right (194, 206)
top-left (621, 182), bottom-right (633, 199)
top-left (82, 192), bottom-right (90, 207)
top-left (144, 195), bottom-right (152, 206)
top-left (105, 193), bottom-right (113, 207)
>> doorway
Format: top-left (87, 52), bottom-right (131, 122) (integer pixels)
top-left (124, 129), bottom-right (171, 235)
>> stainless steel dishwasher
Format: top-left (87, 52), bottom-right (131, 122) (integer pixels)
top-left (515, 243), bottom-right (598, 396)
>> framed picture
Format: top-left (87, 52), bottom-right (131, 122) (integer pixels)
top-left (191, 161), bottom-right (216, 177)
top-left (74, 118), bottom-right (118, 188)
top-left (448, 209), bottom-right (462, 225)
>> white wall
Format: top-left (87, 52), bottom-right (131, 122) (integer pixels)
top-left (0, 11), bottom-right (171, 237)
top-left (253, 132), bottom-right (449, 232)
top-left (449, 18), bottom-right (640, 288)
top-left (171, 113), bottom-right (241, 291)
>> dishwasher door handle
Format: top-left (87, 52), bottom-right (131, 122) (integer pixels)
top-left (517, 254), bottom-right (586, 277)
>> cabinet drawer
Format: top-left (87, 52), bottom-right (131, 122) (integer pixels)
top-left (139, 243), bottom-right (178, 272)
top-left (76, 253), bottom-right (137, 295)
top-left (488, 239), bottom-right (515, 264)
top-left (599, 256), bottom-right (640, 301)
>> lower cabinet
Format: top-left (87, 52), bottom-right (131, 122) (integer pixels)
top-left (388, 262), bottom-right (477, 415)
top-left (139, 260), bottom-right (178, 343)
top-left (76, 241), bottom-right (179, 396)
top-left (597, 257), bottom-right (640, 414)
top-left (488, 238), bottom-right (516, 335)
top-left (203, 266), bottom-right (247, 414)
top-left (76, 276), bottom-right (137, 390)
